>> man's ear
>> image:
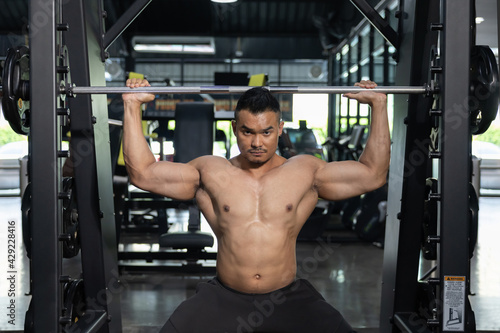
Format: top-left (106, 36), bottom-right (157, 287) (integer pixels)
top-left (278, 121), bottom-right (284, 136)
top-left (231, 120), bottom-right (237, 134)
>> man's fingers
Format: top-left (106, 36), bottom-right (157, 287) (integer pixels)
top-left (355, 80), bottom-right (377, 89)
top-left (125, 78), bottom-right (150, 88)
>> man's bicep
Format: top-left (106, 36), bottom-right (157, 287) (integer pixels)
top-left (133, 161), bottom-right (200, 200)
top-left (315, 160), bottom-right (376, 201)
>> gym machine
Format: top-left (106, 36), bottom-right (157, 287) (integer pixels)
top-left (378, 0), bottom-right (498, 332)
top-left (1, 0), bottom-right (498, 332)
top-left (117, 101), bottom-right (219, 273)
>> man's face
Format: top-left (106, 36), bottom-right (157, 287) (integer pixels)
top-left (232, 109), bottom-right (284, 166)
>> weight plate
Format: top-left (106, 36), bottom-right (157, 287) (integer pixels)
top-left (1, 45), bottom-right (30, 135)
top-left (469, 45), bottom-right (499, 135)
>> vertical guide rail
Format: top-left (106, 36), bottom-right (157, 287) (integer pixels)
top-left (391, 0), bottom-right (440, 327)
top-left (83, 0), bottom-right (123, 330)
top-left (379, 0), bottom-right (417, 331)
top-left (439, 0), bottom-right (474, 331)
top-left (62, 0), bottom-right (110, 332)
top-left (29, 0), bottom-right (61, 331)
top-left (62, 0), bottom-right (123, 331)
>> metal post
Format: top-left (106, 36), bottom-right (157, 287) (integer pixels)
top-left (61, 0), bottom-right (123, 331)
top-left (380, 0), bottom-right (441, 331)
top-left (439, 0), bottom-right (474, 331)
top-left (29, 0), bottom-right (61, 331)
top-left (63, 1), bottom-right (110, 332)
top-left (391, 0), bottom-right (440, 329)
top-left (84, 0), bottom-right (123, 330)
top-left (379, 0), bottom-right (416, 330)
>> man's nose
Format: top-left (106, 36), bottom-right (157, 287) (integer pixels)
top-left (251, 134), bottom-right (262, 147)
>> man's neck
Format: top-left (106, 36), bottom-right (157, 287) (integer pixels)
top-left (232, 154), bottom-right (285, 176)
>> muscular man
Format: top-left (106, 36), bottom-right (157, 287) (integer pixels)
top-left (122, 80), bottom-right (389, 333)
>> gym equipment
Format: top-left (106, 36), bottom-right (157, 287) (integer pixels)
top-left (1, 45), bottom-right (30, 135)
top-left (422, 178), bottom-right (438, 260)
top-left (159, 102), bottom-right (215, 270)
top-left (469, 45), bottom-right (499, 135)
top-left (297, 206), bottom-right (329, 241)
top-left (21, 182), bottom-right (32, 259)
top-left (323, 125), bottom-right (367, 162)
top-left (23, 1), bottom-right (123, 331)
top-left (380, 0), bottom-right (479, 331)
top-left (61, 177), bottom-right (81, 259)
top-left (13, 0), bottom-right (485, 331)
top-left (468, 182), bottom-right (479, 259)
top-left (353, 184), bottom-right (388, 242)
top-left (67, 85), bottom-right (430, 95)
top-left (340, 196), bottom-right (362, 230)
top-left (61, 279), bottom-right (86, 326)
top-left (0, 45), bottom-right (434, 103)
top-left (19, 178), bottom-right (82, 284)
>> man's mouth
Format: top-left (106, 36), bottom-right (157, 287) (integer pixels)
top-left (249, 150), bottom-right (266, 155)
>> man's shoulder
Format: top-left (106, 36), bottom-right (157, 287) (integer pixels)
top-left (286, 154), bottom-right (326, 166)
top-left (278, 155), bottom-right (326, 177)
top-left (192, 155), bottom-right (231, 165)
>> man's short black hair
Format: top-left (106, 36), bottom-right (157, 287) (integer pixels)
top-left (234, 87), bottom-right (281, 121)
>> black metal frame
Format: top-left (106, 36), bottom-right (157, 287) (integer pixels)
top-left (438, 0), bottom-right (474, 331)
top-left (102, 0), bottom-right (152, 55)
top-left (62, 0), bottom-right (120, 331)
top-left (30, 0), bottom-right (61, 331)
top-left (349, 0), bottom-right (400, 49)
top-left (380, 0), bottom-right (476, 332)
top-left (391, 0), bottom-right (440, 329)
top-left (27, 0), bottom-right (153, 331)
top-left (379, 1), bottom-right (419, 328)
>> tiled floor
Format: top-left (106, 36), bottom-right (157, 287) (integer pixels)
top-left (0, 194), bottom-right (498, 332)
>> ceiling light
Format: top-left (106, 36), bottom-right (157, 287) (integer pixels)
top-left (211, 0), bottom-right (238, 3)
top-left (475, 17), bottom-right (485, 24)
top-left (132, 36), bottom-right (216, 54)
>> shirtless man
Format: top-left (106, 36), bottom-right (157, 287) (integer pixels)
top-left (122, 79), bottom-right (389, 333)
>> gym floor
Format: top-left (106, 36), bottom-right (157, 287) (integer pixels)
top-left (0, 194), bottom-right (498, 332)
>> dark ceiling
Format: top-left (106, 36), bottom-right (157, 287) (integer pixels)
top-left (107, 0), bottom-right (362, 39)
top-left (0, 0), bottom-right (380, 60)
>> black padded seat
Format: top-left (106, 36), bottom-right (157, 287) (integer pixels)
top-left (160, 206), bottom-right (214, 249)
top-left (160, 231), bottom-right (214, 249)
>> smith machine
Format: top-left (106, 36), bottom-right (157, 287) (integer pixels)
top-left (0, 0), bottom-right (498, 332)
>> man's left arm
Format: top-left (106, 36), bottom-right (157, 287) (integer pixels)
top-left (314, 81), bottom-right (390, 201)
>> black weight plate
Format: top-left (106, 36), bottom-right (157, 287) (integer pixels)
top-left (469, 45), bottom-right (499, 135)
top-left (1, 45), bottom-right (30, 135)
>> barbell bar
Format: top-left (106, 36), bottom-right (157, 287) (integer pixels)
top-left (66, 84), bottom-right (431, 96)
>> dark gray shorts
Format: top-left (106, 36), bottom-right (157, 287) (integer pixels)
top-left (160, 277), bottom-right (354, 333)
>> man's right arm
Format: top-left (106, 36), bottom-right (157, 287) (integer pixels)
top-left (122, 79), bottom-right (200, 200)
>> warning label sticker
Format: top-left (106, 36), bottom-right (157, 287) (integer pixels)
top-left (443, 276), bottom-right (465, 331)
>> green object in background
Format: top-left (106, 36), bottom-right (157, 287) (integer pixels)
top-left (0, 126), bottom-right (27, 147)
top-left (475, 124), bottom-right (500, 147)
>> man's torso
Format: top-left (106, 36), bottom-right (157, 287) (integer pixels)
top-left (190, 154), bottom-right (323, 293)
